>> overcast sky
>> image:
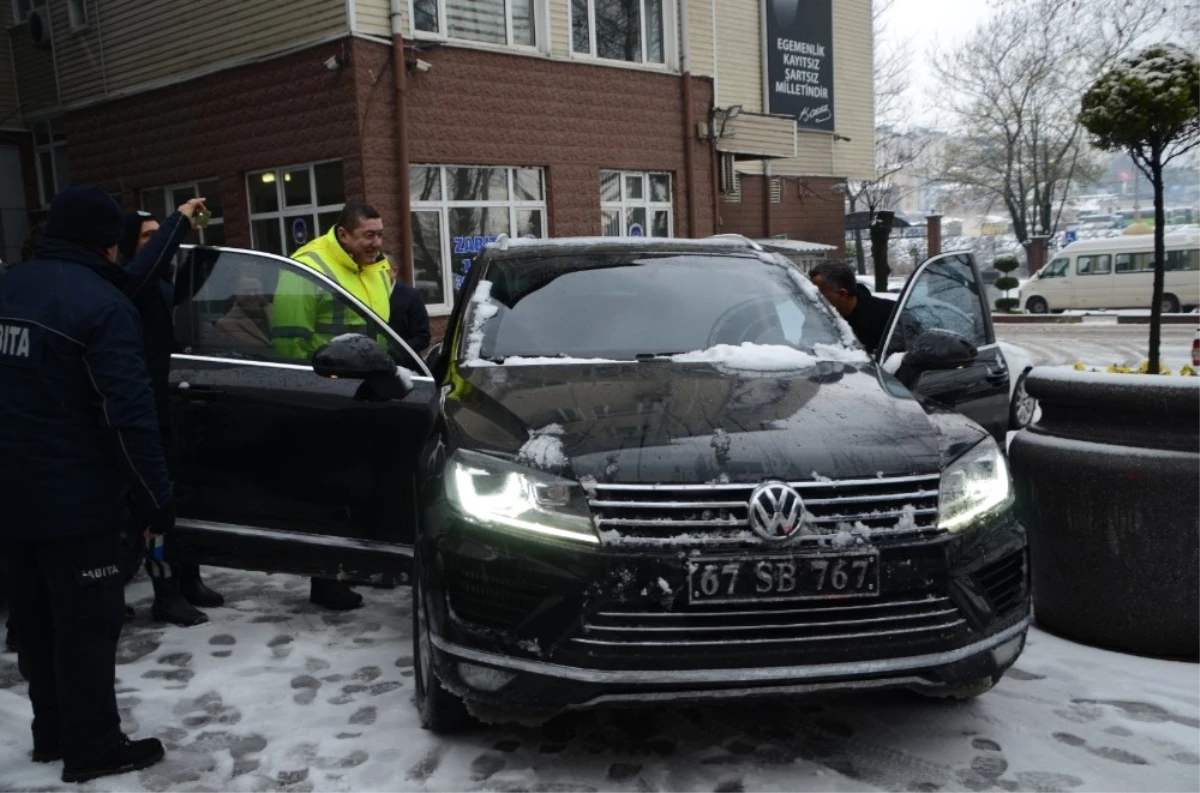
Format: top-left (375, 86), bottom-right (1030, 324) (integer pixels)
top-left (884, 0), bottom-right (997, 126)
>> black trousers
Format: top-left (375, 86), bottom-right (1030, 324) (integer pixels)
top-left (0, 530), bottom-right (125, 762)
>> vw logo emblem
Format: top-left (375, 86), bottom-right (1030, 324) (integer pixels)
top-left (748, 481), bottom-right (807, 542)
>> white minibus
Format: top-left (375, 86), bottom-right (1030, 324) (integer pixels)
top-left (1020, 232), bottom-right (1199, 313)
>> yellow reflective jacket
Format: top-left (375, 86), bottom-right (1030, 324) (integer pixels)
top-left (272, 228), bottom-right (393, 361)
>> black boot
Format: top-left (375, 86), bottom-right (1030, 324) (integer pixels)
top-left (177, 563), bottom-right (224, 608)
top-left (310, 578), bottom-right (363, 611)
top-left (150, 575), bottom-right (208, 627)
top-left (62, 736), bottom-right (165, 783)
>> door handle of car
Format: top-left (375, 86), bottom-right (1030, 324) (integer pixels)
top-left (985, 365), bottom-right (1008, 384)
top-left (174, 381), bottom-right (224, 399)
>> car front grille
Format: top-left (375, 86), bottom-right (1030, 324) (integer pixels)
top-left (976, 550), bottom-right (1027, 616)
top-left (561, 592), bottom-right (970, 668)
top-left (588, 473), bottom-right (942, 547)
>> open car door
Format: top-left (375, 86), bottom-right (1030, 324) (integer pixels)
top-left (878, 251), bottom-right (1010, 442)
top-left (166, 246), bottom-right (440, 580)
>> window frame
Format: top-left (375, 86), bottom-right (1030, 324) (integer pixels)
top-left (408, 0), bottom-right (544, 52)
top-left (11, 0), bottom-right (31, 24)
top-left (246, 160), bottom-right (346, 257)
top-left (569, 0), bottom-right (675, 68)
top-left (140, 180), bottom-right (226, 247)
top-left (599, 170), bottom-right (673, 238)
top-left (409, 164), bottom-right (548, 316)
top-left (1076, 254), bottom-right (1112, 276)
top-left (30, 118), bottom-right (68, 208)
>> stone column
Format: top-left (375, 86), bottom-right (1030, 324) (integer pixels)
top-left (926, 214), bottom-right (942, 257)
top-left (1029, 235), bottom-right (1050, 274)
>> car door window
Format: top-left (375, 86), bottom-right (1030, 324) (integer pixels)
top-left (1077, 255), bottom-right (1111, 275)
top-left (886, 253), bottom-right (988, 356)
top-left (173, 248), bottom-right (423, 371)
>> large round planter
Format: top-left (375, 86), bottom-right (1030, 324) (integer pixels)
top-left (1009, 369), bottom-right (1199, 659)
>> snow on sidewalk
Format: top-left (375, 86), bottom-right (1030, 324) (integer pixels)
top-left (0, 569), bottom-right (1196, 793)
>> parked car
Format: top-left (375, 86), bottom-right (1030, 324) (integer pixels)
top-left (166, 239), bottom-right (1030, 732)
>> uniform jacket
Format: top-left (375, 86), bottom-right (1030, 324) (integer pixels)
top-left (0, 239), bottom-right (172, 537)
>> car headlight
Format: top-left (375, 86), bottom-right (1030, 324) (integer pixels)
top-left (938, 438), bottom-right (1014, 532)
top-left (445, 449), bottom-right (599, 545)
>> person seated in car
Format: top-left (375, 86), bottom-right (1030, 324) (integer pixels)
top-left (808, 259), bottom-right (896, 355)
top-left (199, 275), bottom-right (273, 355)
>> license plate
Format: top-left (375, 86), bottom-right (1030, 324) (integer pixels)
top-left (686, 552), bottom-right (880, 604)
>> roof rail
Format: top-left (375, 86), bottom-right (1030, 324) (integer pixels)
top-left (708, 233), bottom-right (764, 252)
top-left (494, 233), bottom-right (510, 251)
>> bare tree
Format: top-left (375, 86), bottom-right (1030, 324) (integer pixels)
top-left (930, 0), bottom-right (1167, 245)
top-left (845, 0), bottom-right (925, 275)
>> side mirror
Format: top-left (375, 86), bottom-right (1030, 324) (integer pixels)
top-left (313, 334), bottom-right (399, 380)
top-left (905, 329), bottom-right (978, 371)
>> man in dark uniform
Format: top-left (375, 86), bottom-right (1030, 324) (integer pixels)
top-left (809, 259), bottom-right (896, 356)
top-left (119, 208), bottom-right (224, 627)
top-left (0, 185), bottom-right (172, 783)
top-left (387, 256), bottom-right (431, 354)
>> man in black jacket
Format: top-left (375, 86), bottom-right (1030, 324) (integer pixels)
top-left (809, 259), bottom-right (896, 356)
top-left (119, 208), bottom-right (224, 627)
top-left (387, 258), bottom-right (431, 354)
top-left (0, 185), bottom-right (171, 783)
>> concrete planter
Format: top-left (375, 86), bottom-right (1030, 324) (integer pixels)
top-left (1009, 369), bottom-right (1199, 659)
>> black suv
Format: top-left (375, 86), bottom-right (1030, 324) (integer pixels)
top-left (166, 237), bottom-right (1029, 732)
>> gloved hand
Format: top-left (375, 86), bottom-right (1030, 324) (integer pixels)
top-left (146, 501), bottom-right (176, 536)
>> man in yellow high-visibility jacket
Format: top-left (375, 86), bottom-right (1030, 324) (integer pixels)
top-left (273, 202), bottom-right (392, 362)
top-left (275, 202), bottom-right (392, 611)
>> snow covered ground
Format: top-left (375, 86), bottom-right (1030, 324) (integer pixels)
top-left (1, 571), bottom-right (1196, 793)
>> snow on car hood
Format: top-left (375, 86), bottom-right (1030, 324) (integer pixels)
top-left (445, 355), bottom-right (944, 484)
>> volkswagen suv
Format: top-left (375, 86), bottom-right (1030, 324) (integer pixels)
top-left (165, 237), bottom-right (1029, 731)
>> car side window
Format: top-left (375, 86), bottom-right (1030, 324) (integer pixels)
top-left (887, 253), bottom-right (988, 355)
top-left (1077, 255), bottom-right (1111, 276)
top-left (173, 249), bottom-right (421, 370)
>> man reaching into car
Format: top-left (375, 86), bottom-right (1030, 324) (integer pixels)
top-left (809, 259), bottom-right (896, 355)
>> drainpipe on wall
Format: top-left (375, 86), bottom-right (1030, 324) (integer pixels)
top-left (391, 0), bottom-right (414, 286)
top-left (679, 0), bottom-right (697, 237)
top-left (763, 162), bottom-right (773, 238)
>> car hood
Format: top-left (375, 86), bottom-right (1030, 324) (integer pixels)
top-left (443, 359), bottom-right (946, 483)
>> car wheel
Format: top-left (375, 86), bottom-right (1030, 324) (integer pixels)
top-left (119, 524), bottom-right (143, 584)
top-left (412, 554), bottom-right (474, 734)
top-left (1009, 370), bottom-right (1037, 430)
top-left (1025, 296), bottom-right (1048, 314)
top-left (917, 676), bottom-right (997, 700)
top-left (1162, 293), bottom-right (1181, 314)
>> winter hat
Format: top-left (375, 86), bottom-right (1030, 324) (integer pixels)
top-left (119, 210), bottom-right (158, 260)
top-left (43, 185), bottom-right (124, 250)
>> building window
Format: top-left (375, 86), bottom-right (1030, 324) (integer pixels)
top-left (409, 165), bottom-right (547, 313)
top-left (247, 161), bottom-right (345, 257)
top-left (30, 118), bottom-right (69, 207)
top-left (66, 0), bottom-right (87, 29)
top-left (571, 0), bottom-right (666, 64)
top-left (140, 180), bottom-right (225, 246)
top-left (12, 0), bottom-right (32, 24)
top-left (600, 170), bottom-right (672, 237)
top-left (412, 0), bottom-right (538, 47)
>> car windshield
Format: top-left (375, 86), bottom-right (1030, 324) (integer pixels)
top-left (459, 252), bottom-right (848, 362)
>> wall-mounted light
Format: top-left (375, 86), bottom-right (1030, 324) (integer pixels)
top-left (406, 58), bottom-right (433, 73)
top-left (833, 133), bottom-right (852, 142)
top-left (709, 105), bottom-right (744, 141)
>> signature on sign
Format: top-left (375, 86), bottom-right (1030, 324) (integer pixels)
top-left (798, 104), bottom-right (832, 124)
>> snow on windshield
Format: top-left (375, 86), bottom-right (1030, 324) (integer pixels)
top-left (462, 280), bottom-right (498, 363)
top-left (671, 342), bottom-right (869, 371)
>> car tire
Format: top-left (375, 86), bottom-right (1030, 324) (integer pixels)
top-left (917, 676), bottom-right (997, 700)
top-left (1162, 293), bottom-right (1181, 314)
top-left (1009, 370), bottom-right (1037, 430)
top-left (1025, 296), bottom-right (1048, 314)
top-left (412, 552), bottom-right (474, 734)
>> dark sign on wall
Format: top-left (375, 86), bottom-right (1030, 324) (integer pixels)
top-left (764, 0), bottom-right (835, 132)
